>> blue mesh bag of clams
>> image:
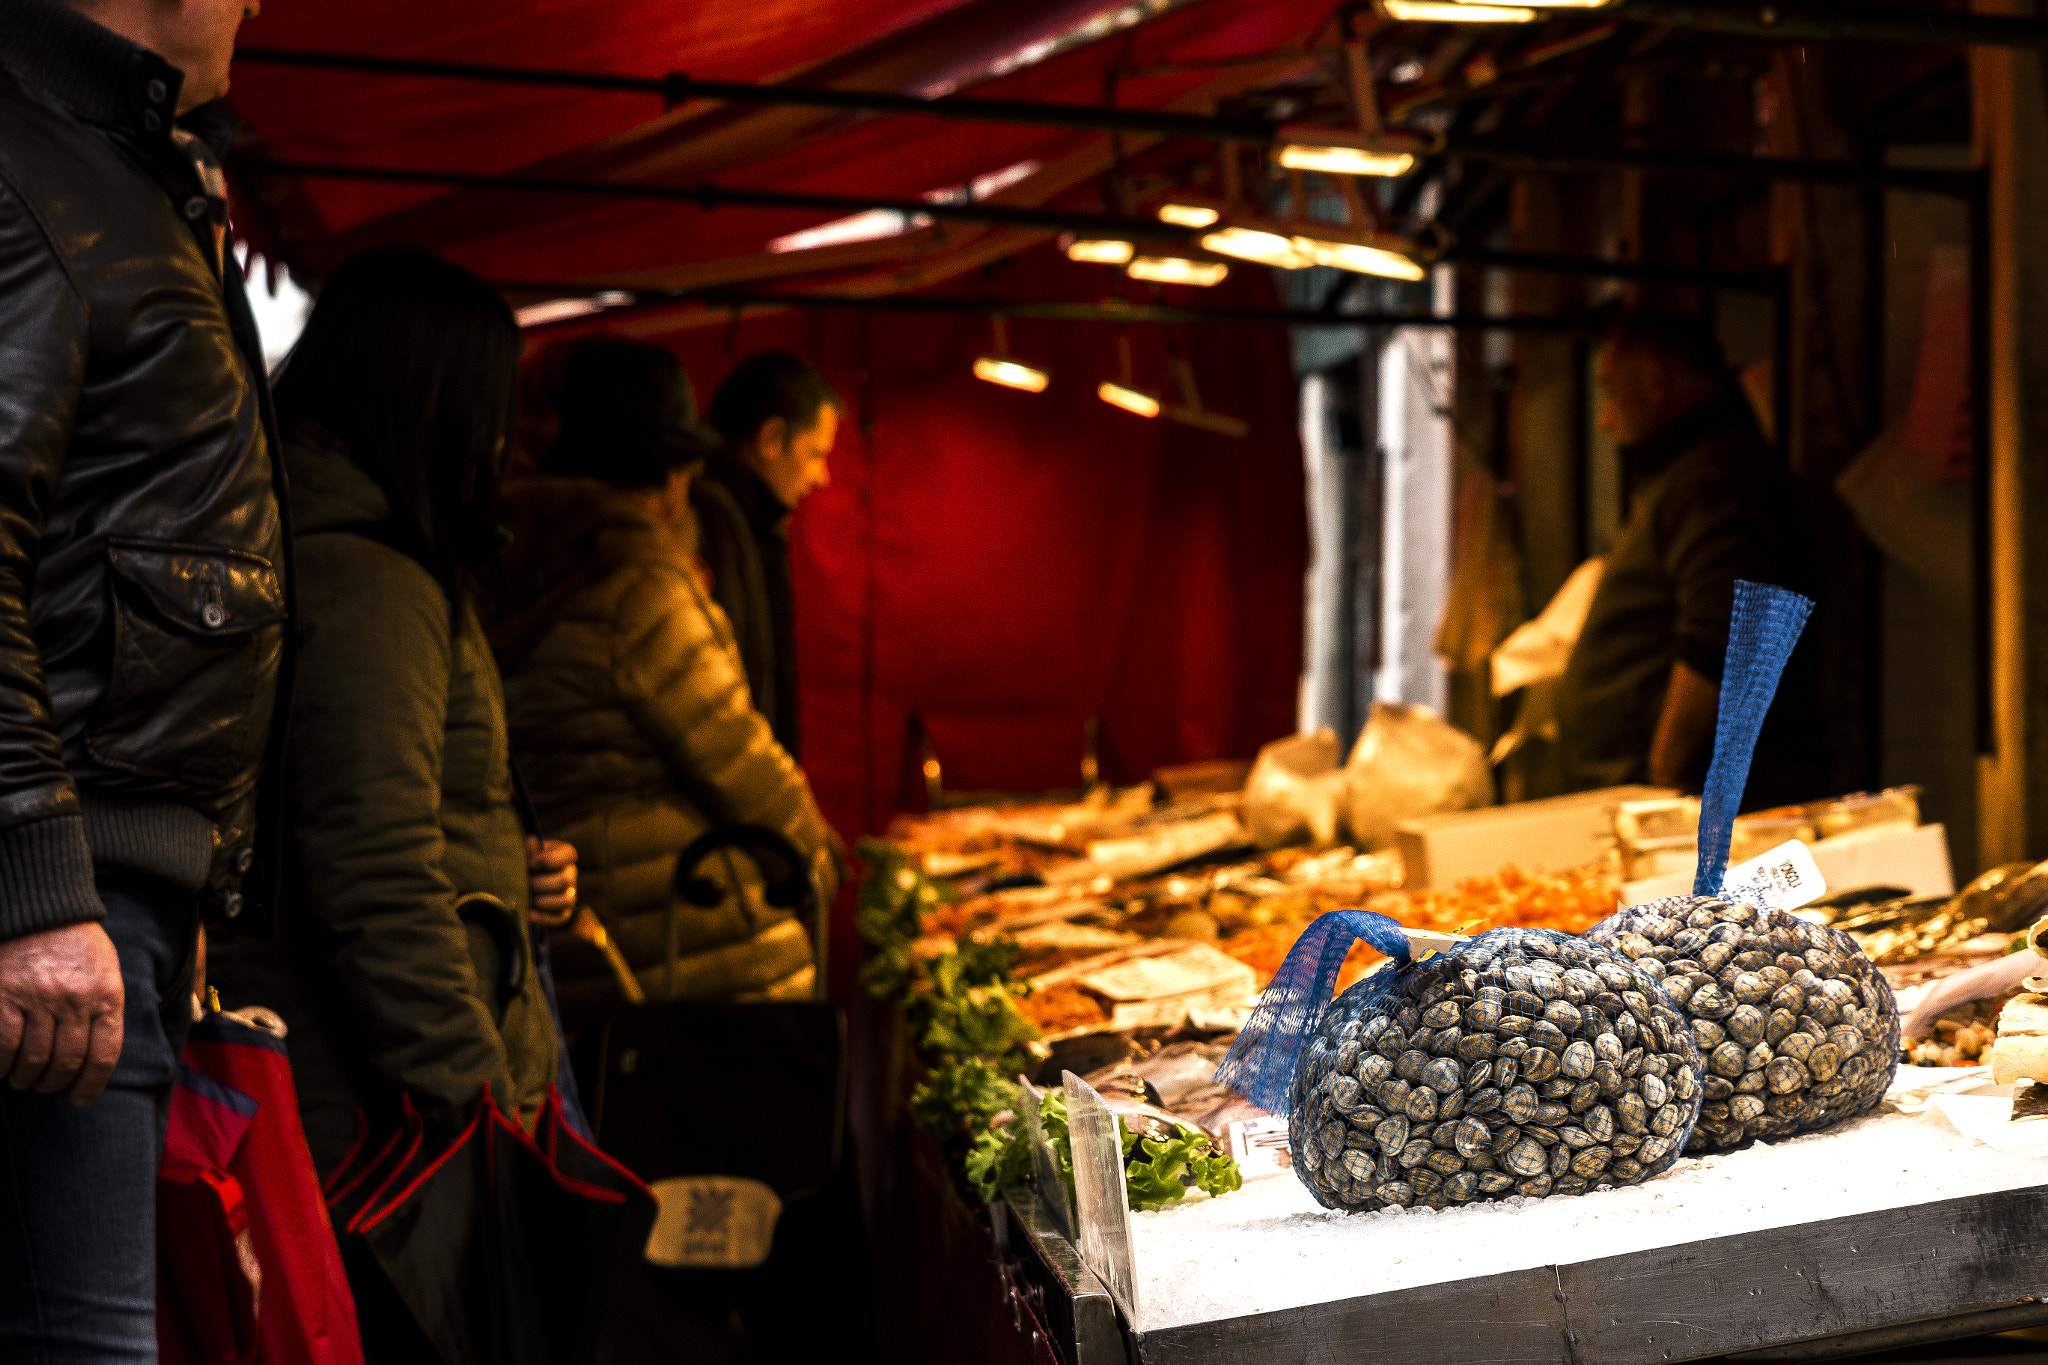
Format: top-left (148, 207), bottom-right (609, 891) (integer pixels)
top-left (1216, 582), bottom-right (1896, 1212)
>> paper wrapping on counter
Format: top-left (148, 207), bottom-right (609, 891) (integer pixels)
top-left (1078, 942), bottom-right (1258, 1033)
top-left (1041, 811), bottom-right (1245, 886)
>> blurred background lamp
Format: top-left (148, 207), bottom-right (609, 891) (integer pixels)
top-left (1126, 255), bottom-right (1231, 287)
top-left (1200, 225), bottom-right (1315, 269)
top-left (1062, 234), bottom-right (1136, 265)
top-left (973, 357), bottom-right (1050, 392)
top-left (1381, 0), bottom-right (1538, 19)
top-left (973, 317), bottom-right (1050, 392)
top-left (1157, 201), bottom-right (1222, 228)
top-left (1098, 381), bottom-right (1162, 418)
top-left (1273, 127), bottom-right (1424, 178)
top-left (1296, 236), bottom-right (1427, 281)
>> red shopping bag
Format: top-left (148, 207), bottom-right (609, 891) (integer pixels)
top-left (161, 1012), bottom-right (366, 1365)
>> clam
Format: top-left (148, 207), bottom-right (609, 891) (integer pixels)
top-left (1570, 1146), bottom-right (1612, 1179)
top-left (1422, 999), bottom-right (1461, 1030)
top-left (1724, 1005), bottom-right (1767, 1047)
top-left (1503, 1138), bottom-right (1548, 1176)
top-left (1453, 1117), bottom-right (1491, 1159)
top-left (1423, 1057), bottom-right (1464, 1096)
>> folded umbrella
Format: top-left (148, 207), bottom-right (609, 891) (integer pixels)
top-left (340, 1087), bottom-right (655, 1365)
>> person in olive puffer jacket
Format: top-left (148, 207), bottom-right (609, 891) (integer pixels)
top-left (210, 248), bottom-right (566, 1177)
top-left (490, 337), bottom-right (841, 1029)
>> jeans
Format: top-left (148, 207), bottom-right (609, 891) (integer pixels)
top-left (0, 872), bottom-right (198, 1364)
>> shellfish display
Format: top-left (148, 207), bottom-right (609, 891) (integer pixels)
top-left (1585, 896), bottom-right (1899, 1152)
top-left (1287, 927), bottom-right (1706, 1212)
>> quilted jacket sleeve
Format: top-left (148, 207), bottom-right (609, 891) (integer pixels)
top-left (287, 536), bottom-right (517, 1141)
top-left (0, 168), bottom-right (103, 940)
top-left (609, 562), bottom-right (840, 905)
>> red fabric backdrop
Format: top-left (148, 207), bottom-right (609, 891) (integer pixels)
top-left (638, 245), bottom-right (1308, 852)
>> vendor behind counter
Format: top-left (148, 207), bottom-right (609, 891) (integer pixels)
top-left (1544, 310), bottom-right (1828, 809)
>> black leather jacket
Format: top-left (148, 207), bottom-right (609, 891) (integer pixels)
top-left (0, 3), bottom-right (291, 939)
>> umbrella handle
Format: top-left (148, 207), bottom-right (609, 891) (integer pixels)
top-left (672, 825), bottom-right (828, 1000)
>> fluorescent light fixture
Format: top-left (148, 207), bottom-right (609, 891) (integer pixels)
top-left (1296, 236), bottom-right (1427, 281)
top-left (769, 159), bottom-right (1043, 252)
top-left (1157, 201), bottom-right (1222, 228)
top-left (1277, 144), bottom-right (1415, 177)
top-left (1098, 381), bottom-right (1162, 418)
top-left (513, 290), bottom-right (637, 329)
top-left (1064, 235), bottom-right (1137, 265)
top-left (1126, 255), bottom-right (1231, 287)
top-left (1200, 225), bottom-right (1316, 269)
top-left (973, 357), bottom-right (1051, 392)
top-left (1382, 0), bottom-right (1538, 20)
top-left (1272, 126), bottom-right (1431, 178)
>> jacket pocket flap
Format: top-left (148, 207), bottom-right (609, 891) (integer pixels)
top-left (105, 538), bottom-right (285, 637)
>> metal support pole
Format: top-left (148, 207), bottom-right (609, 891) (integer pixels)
top-left (1970, 170), bottom-right (1993, 758)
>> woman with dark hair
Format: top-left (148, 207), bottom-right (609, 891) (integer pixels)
top-left (210, 245), bottom-right (569, 1176)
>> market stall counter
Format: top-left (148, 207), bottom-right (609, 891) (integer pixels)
top-left (989, 1063), bottom-right (2048, 1364)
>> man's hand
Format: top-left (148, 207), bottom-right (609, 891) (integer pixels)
top-left (527, 837), bottom-right (578, 924)
top-left (0, 922), bottom-right (124, 1105)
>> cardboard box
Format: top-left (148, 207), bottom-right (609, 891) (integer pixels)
top-left (1620, 821), bottom-right (1956, 906)
top-left (1394, 785), bottom-right (1675, 889)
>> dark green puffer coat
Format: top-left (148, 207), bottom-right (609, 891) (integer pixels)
top-left (489, 474), bottom-right (839, 1028)
top-left (211, 425), bottom-right (557, 1175)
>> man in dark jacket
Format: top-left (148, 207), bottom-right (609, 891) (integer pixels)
top-left (697, 352), bottom-right (842, 758)
top-left (0, 0), bottom-right (286, 1355)
top-left (1553, 310), bottom-right (1826, 806)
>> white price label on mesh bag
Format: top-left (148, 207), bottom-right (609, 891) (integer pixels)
top-left (1721, 838), bottom-right (1827, 911)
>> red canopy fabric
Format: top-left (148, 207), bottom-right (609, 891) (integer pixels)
top-left (227, 0), bottom-right (1336, 287)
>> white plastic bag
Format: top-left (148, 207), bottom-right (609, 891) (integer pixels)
top-left (1241, 729), bottom-right (1346, 848)
top-left (1490, 557), bottom-right (1605, 698)
top-left (1342, 702), bottom-right (1492, 850)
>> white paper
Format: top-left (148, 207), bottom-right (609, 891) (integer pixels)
top-left (1721, 838), bottom-right (1827, 910)
top-left (1225, 1114), bottom-right (1294, 1180)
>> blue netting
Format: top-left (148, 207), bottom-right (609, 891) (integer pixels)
top-left (1692, 580), bottom-right (1814, 897)
top-left (1213, 910), bottom-right (1413, 1115)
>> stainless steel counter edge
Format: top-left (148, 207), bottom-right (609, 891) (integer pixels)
top-left (1125, 1182), bottom-right (2048, 1364)
top-left (1002, 1185), bottom-right (1137, 1365)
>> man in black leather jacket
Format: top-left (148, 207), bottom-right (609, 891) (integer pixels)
top-left (0, 0), bottom-right (286, 1356)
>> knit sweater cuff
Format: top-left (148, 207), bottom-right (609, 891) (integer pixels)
top-left (0, 813), bottom-right (104, 941)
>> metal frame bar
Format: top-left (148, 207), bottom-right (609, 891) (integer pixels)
top-left (229, 156), bottom-right (1201, 240)
top-left (224, 159), bottom-right (1876, 300)
top-left (232, 50), bottom-right (1975, 194)
top-left (497, 284), bottom-right (1593, 332)
top-left (1614, 1), bottom-right (2048, 48)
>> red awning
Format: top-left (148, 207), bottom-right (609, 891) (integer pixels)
top-left (227, 0), bottom-right (1338, 306)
